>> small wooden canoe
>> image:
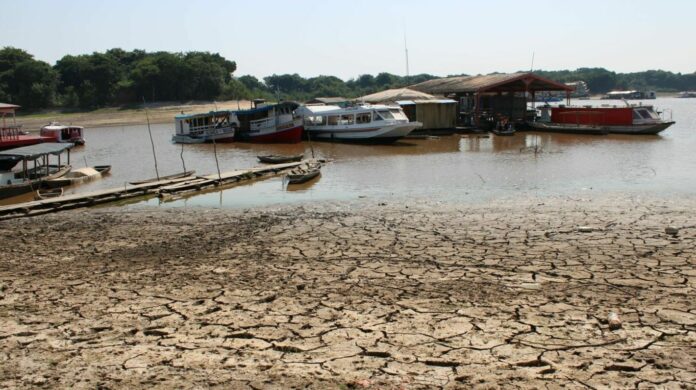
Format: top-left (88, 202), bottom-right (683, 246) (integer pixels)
top-left (44, 165), bottom-right (111, 188)
top-left (258, 154), bottom-right (304, 164)
top-left (286, 163), bottom-right (321, 184)
top-left (129, 170), bottom-right (196, 185)
top-left (35, 188), bottom-right (63, 200)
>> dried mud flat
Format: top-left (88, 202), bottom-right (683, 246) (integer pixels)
top-left (0, 196), bottom-right (695, 389)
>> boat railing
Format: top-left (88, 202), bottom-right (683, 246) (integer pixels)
top-left (250, 117), bottom-right (275, 131)
top-left (0, 125), bottom-right (24, 140)
top-left (188, 123), bottom-right (234, 136)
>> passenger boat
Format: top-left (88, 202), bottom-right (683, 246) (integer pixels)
top-left (40, 122), bottom-right (85, 145)
top-left (0, 143), bottom-right (73, 200)
top-left (286, 162), bottom-right (321, 184)
top-left (1, 103), bottom-right (52, 150)
top-left (295, 104), bottom-right (422, 143)
top-left (257, 154), bottom-right (304, 164)
top-left (173, 110), bottom-right (238, 144)
top-left (233, 101), bottom-right (304, 143)
top-left (44, 165), bottom-right (111, 188)
top-left (530, 105), bottom-right (674, 135)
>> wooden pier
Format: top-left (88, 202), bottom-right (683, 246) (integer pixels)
top-left (0, 160), bottom-right (312, 220)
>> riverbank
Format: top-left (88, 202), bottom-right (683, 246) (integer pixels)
top-left (15, 100), bottom-right (253, 131)
top-left (1, 195), bottom-right (695, 389)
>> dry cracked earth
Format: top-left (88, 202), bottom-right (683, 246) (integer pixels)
top-left (0, 196), bottom-right (695, 389)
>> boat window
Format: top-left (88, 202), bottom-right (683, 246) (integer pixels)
top-left (356, 113), bottom-right (371, 124)
top-left (632, 110), bottom-right (642, 120)
top-left (328, 115), bottom-right (339, 125)
top-left (638, 110), bottom-right (652, 119)
top-left (305, 116), bottom-right (326, 126)
top-left (372, 111), bottom-right (383, 121)
top-left (340, 114), bottom-right (354, 125)
top-left (377, 110), bottom-right (394, 120)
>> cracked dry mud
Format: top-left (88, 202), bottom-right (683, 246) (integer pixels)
top-left (1, 196), bottom-right (695, 389)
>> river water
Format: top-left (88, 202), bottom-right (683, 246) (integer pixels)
top-left (4, 97), bottom-right (695, 208)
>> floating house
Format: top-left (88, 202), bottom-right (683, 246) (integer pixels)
top-left (409, 72), bottom-right (573, 127)
top-left (357, 88), bottom-right (457, 131)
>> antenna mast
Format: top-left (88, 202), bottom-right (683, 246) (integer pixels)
top-left (530, 51), bottom-right (535, 72)
top-left (404, 34), bottom-right (410, 79)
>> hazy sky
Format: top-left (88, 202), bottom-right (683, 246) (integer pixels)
top-left (2, 0), bottom-right (695, 80)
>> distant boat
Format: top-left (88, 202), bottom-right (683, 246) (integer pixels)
top-left (601, 90), bottom-right (656, 100)
top-left (172, 110), bottom-right (238, 144)
top-left (44, 165), bottom-right (111, 188)
top-left (296, 104), bottom-right (422, 143)
top-left (40, 122), bottom-right (85, 145)
top-left (677, 91), bottom-right (696, 98)
top-left (233, 101), bottom-right (304, 143)
top-left (257, 154), bottom-right (304, 164)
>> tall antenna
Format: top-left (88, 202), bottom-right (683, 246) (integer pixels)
top-left (404, 33), bottom-right (410, 79)
top-left (530, 51), bottom-right (535, 72)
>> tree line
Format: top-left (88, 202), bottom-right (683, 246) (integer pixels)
top-left (1, 47), bottom-right (695, 110)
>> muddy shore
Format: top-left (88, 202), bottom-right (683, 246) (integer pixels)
top-left (1, 196), bottom-right (695, 389)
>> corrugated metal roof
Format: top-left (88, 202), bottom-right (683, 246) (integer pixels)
top-left (306, 97), bottom-right (348, 104)
top-left (409, 72), bottom-right (573, 94)
top-left (0, 142), bottom-right (73, 159)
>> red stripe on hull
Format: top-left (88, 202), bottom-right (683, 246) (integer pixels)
top-left (246, 125), bottom-right (303, 144)
top-left (0, 136), bottom-right (51, 151)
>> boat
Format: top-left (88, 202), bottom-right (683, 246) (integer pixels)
top-left (44, 165), bottom-right (111, 188)
top-left (173, 110), bottom-right (238, 144)
top-left (0, 143), bottom-right (73, 200)
top-left (233, 101), bottom-right (304, 143)
top-left (677, 91), bottom-right (696, 98)
top-left (491, 126), bottom-right (516, 136)
top-left (35, 188), bottom-right (63, 200)
top-left (295, 104), bottom-right (422, 143)
top-left (1, 103), bottom-right (53, 151)
top-left (40, 122), bottom-right (85, 145)
top-left (601, 90), bottom-right (656, 100)
top-left (286, 162), bottom-right (321, 184)
top-left (257, 154), bottom-right (304, 164)
top-left (529, 104), bottom-right (674, 135)
top-left (129, 170), bottom-right (196, 185)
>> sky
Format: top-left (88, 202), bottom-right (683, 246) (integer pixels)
top-left (1, 0), bottom-right (695, 80)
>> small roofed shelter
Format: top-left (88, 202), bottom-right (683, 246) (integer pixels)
top-left (358, 88), bottom-right (457, 131)
top-left (358, 88), bottom-right (436, 104)
top-left (1, 103), bottom-right (20, 127)
top-left (305, 97), bottom-right (350, 107)
top-left (410, 72), bottom-right (574, 127)
top-left (0, 142), bottom-right (73, 181)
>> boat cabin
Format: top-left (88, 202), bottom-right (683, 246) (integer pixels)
top-left (174, 110), bottom-right (240, 137)
top-left (298, 104), bottom-right (409, 128)
top-left (40, 123), bottom-right (85, 145)
top-left (543, 105), bottom-right (665, 126)
top-left (0, 143), bottom-right (72, 185)
top-left (234, 102), bottom-right (299, 133)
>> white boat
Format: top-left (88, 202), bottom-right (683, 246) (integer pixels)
top-left (40, 122), bottom-right (85, 145)
top-left (173, 110), bottom-right (238, 144)
top-left (296, 104), bottom-right (422, 143)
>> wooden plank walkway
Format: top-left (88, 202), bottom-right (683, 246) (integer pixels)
top-left (0, 160), bottom-right (313, 220)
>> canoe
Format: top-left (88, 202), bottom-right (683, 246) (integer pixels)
top-left (35, 187), bottom-right (63, 200)
top-left (286, 163), bottom-right (321, 184)
top-left (129, 170), bottom-right (196, 185)
top-left (257, 154), bottom-right (304, 164)
top-left (0, 164), bottom-right (71, 200)
top-left (44, 165), bottom-right (111, 188)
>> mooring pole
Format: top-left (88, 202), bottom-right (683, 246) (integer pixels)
top-left (143, 97), bottom-right (160, 181)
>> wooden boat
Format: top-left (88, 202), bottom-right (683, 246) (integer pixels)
top-left (286, 163), bottom-right (321, 184)
top-left (35, 187), bottom-right (63, 200)
top-left (129, 170), bottom-right (195, 185)
top-left (233, 101), bottom-right (304, 143)
top-left (173, 110), bottom-right (237, 144)
top-left (257, 154), bottom-right (304, 164)
top-left (0, 143), bottom-right (74, 200)
top-left (44, 165), bottom-right (111, 188)
top-left (531, 105), bottom-right (673, 135)
top-left (40, 122), bottom-right (85, 145)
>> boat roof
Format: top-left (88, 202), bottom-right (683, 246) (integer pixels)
top-left (42, 123), bottom-right (84, 130)
top-left (175, 110), bottom-right (233, 120)
top-left (0, 142), bottom-right (73, 159)
top-left (297, 104), bottom-right (397, 115)
top-left (233, 101), bottom-right (300, 114)
top-left (396, 99), bottom-right (457, 105)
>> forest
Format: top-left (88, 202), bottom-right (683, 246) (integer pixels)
top-left (1, 47), bottom-right (695, 110)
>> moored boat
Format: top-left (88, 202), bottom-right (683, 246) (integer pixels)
top-left (173, 110), bottom-right (238, 144)
top-left (35, 187), bottom-right (63, 200)
top-left (40, 122), bottom-right (85, 145)
top-left (257, 154), bottom-right (304, 164)
top-left (296, 104), bottom-right (422, 143)
top-left (530, 105), bottom-right (674, 135)
top-left (44, 165), bottom-right (111, 188)
top-left (233, 101), bottom-right (304, 143)
top-left (286, 162), bottom-right (321, 184)
top-left (0, 143), bottom-right (73, 200)
top-left (1, 103), bottom-right (53, 151)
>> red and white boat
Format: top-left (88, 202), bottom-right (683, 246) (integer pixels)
top-left (233, 101), bottom-right (303, 143)
top-left (0, 103), bottom-right (52, 150)
top-left (531, 105), bottom-right (675, 135)
top-left (40, 122), bottom-right (85, 145)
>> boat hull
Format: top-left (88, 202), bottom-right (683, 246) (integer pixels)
top-left (306, 122), bottom-right (421, 144)
top-left (529, 122), bottom-right (609, 135)
top-left (238, 124), bottom-right (304, 144)
top-left (606, 121), bottom-right (675, 135)
top-left (172, 129), bottom-right (236, 144)
top-left (0, 165), bottom-right (71, 200)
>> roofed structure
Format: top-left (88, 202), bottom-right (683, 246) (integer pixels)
top-left (409, 72), bottom-right (573, 95)
top-left (0, 103), bottom-right (20, 115)
top-left (305, 97), bottom-right (349, 105)
top-left (358, 88), bottom-right (436, 104)
top-left (0, 142), bottom-right (73, 159)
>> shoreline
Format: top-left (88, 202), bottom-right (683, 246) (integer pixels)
top-left (1, 194), bottom-right (694, 388)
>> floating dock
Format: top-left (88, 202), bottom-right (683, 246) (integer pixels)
top-left (0, 160), bottom-right (313, 220)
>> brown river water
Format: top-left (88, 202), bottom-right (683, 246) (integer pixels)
top-left (3, 97), bottom-right (695, 208)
